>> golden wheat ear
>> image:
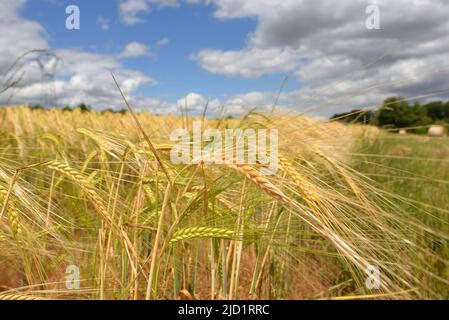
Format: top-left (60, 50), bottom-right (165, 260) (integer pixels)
top-left (179, 289), bottom-right (196, 300)
top-left (0, 294), bottom-right (46, 300)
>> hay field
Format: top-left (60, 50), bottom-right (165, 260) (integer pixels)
top-left (0, 106), bottom-right (447, 300)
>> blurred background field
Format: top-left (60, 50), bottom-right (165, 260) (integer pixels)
top-left (354, 133), bottom-right (449, 298)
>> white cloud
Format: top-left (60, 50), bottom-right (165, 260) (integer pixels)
top-left (222, 91), bottom-right (275, 115)
top-left (191, 0), bottom-right (449, 116)
top-left (177, 92), bottom-right (221, 115)
top-left (0, 0), bottom-right (48, 72)
top-left (97, 16), bottom-right (110, 31)
top-left (175, 92), bottom-right (279, 117)
top-left (156, 38), bottom-right (170, 47)
top-left (119, 0), bottom-right (150, 25)
top-left (119, 41), bottom-right (152, 58)
top-left (119, 0), bottom-right (179, 25)
top-left (192, 47), bottom-right (301, 78)
top-left (4, 0), bottom-right (449, 119)
top-left (3, 48), bottom-right (157, 109)
top-left (0, 2), bottom-right (158, 111)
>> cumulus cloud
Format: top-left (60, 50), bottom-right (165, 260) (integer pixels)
top-left (0, 0), bottom-right (48, 72)
top-left (175, 92), bottom-right (279, 117)
top-left (0, 1), bottom-right (157, 111)
top-left (118, 0), bottom-right (179, 25)
top-left (2, 48), bottom-right (157, 110)
top-left (115, 0), bottom-right (449, 115)
top-left (193, 0), bottom-right (449, 115)
top-left (177, 92), bottom-right (221, 115)
top-left (130, 96), bottom-right (178, 114)
top-left (119, 42), bottom-right (152, 58)
top-left (4, 0), bottom-right (449, 118)
top-left (192, 47), bottom-right (301, 78)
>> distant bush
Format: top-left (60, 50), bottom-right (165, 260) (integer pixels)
top-left (378, 97), bottom-right (432, 129)
top-left (101, 108), bottom-right (128, 114)
top-left (76, 103), bottom-right (92, 113)
top-left (28, 104), bottom-right (45, 110)
top-left (331, 109), bottom-right (376, 124)
top-left (331, 97), bottom-right (449, 133)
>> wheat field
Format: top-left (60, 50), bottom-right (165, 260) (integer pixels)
top-left (0, 105), bottom-right (447, 300)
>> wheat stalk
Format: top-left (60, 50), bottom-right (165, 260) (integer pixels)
top-left (1, 106), bottom-right (446, 299)
top-left (226, 164), bottom-right (288, 203)
top-left (154, 144), bottom-right (175, 151)
top-left (138, 143), bottom-right (288, 204)
top-left (277, 153), bottom-right (320, 203)
top-left (170, 227), bottom-right (235, 244)
top-left (47, 160), bottom-right (110, 222)
top-left (0, 184), bottom-right (22, 235)
top-left (0, 294), bottom-right (45, 300)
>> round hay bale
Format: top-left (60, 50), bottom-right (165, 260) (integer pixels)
top-left (398, 129), bottom-right (407, 135)
top-left (428, 125), bottom-right (447, 138)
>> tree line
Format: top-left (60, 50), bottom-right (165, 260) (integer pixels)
top-left (29, 103), bottom-right (128, 114)
top-left (331, 97), bottom-right (449, 133)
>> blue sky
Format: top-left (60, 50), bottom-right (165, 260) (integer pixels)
top-left (21, 0), bottom-right (296, 105)
top-left (2, 0), bottom-right (449, 117)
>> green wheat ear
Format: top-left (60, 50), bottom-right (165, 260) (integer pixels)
top-left (170, 226), bottom-right (235, 244)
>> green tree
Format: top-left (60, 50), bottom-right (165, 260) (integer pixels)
top-left (377, 97), bottom-right (431, 129)
top-left (29, 104), bottom-right (44, 110)
top-left (411, 101), bottom-right (432, 132)
top-left (76, 103), bottom-right (92, 112)
top-left (424, 101), bottom-right (449, 121)
top-left (331, 109), bottom-right (375, 124)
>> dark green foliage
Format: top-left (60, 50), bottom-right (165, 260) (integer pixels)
top-left (424, 101), bottom-right (449, 121)
top-left (332, 97), bottom-right (449, 132)
top-left (377, 97), bottom-right (431, 128)
top-left (28, 104), bottom-right (45, 110)
top-left (76, 103), bottom-right (92, 113)
top-left (101, 108), bottom-right (128, 114)
top-left (331, 109), bottom-right (376, 124)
